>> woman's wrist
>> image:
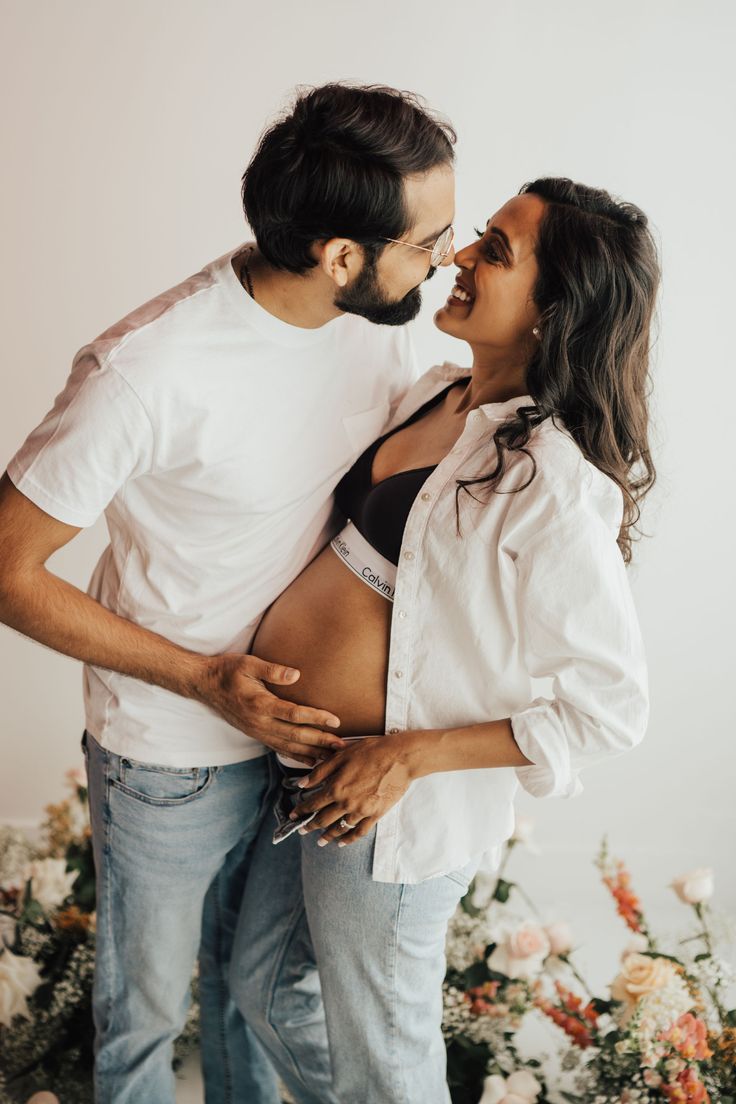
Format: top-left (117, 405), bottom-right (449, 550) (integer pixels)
top-left (393, 719), bottom-right (530, 778)
top-left (394, 728), bottom-right (445, 781)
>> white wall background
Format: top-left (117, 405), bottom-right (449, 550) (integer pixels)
top-left (1, 0), bottom-right (734, 990)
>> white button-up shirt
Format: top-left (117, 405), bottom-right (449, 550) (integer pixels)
top-left (372, 363), bottom-right (648, 884)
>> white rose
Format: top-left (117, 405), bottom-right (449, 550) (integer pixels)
top-left (24, 858), bottom-right (78, 913)
top-left (544, 920), bottom-right (573, 956)
top-left (0, 946), bottom-right (43, 1027)
top-left (670, 868), bottom-right (714, 905)
top-left (478, 1070), bottom-right (542, 1104)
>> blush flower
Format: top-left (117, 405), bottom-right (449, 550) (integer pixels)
top-left (487, 921), bottom-right (551, 980)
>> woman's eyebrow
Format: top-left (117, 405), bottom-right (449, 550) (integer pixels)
top-left (485, 219), bottom-right (513, 257)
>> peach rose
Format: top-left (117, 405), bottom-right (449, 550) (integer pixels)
top-left (611, 953), bottom-right (677, 1006)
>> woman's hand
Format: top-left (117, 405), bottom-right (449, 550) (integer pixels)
top-left (291, 734), bottom-right (419, 846)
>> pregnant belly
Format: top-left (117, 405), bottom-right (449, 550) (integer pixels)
top-left (252, 542), bottom-right (393, 736)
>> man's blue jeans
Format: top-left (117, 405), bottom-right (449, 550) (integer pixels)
top-left (83, 730), bottom-right (282, 1104)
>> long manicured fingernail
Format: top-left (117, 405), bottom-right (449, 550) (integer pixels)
top-left (296, 778), bottom-right (310, 789)
top-left (338, 841), bottom-right (347, 848)
top-left (298, 827), bottom-right (310, 835)
top-left (317, 837), bottom-right (329, 847)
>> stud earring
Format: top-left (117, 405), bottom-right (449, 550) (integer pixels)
top-left (532, 326), bottom-right (541, 339)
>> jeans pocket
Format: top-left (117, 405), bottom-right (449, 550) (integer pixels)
top-left (110, 757), bottom-right (215, 807)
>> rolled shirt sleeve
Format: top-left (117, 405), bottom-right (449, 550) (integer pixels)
top-left (510, 507), bottom-right (649, 799)
top-left (6, 350), bottom-right (154, 528)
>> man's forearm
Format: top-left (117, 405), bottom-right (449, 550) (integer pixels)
top-left (0, 565), bottom-right (208, 699)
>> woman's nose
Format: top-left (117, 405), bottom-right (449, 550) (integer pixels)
top-left (452, 238), bottom-right (477, 267)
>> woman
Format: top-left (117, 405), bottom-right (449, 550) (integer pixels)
top-left (231, 178), bottom-right (660, 1104)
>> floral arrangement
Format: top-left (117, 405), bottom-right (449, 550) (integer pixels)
top-left (444, 820), bottom-right (736, 1104)
top-left (0, 770), bottom-right (198, 1104)
top-left (2, 772), bottom-right (734, 1104)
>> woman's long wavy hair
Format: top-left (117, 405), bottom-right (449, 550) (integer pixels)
top-left (457, 177), bottom-right (660, 563)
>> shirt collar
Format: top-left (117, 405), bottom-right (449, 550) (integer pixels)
top-left (430, 363), bottom-right (532, 422)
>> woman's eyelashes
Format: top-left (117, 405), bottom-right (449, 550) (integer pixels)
top-left (474, 227), bottom-right (506, 264)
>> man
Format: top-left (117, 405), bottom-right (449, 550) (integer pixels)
top-left (0, 82), bottom-right (456, 1102)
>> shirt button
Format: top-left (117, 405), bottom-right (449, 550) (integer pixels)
top-left (403, 550), bottom-right (415, 561)
top-left (420, 492), bottom-right (431, 502)
top-left (388, 727), bottom-right (400, 734)
top-left (397, 610), bottom-right (407, 619)
top-left (394, 670), bottom-right (404, 679)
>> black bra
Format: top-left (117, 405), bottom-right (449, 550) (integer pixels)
top-left (335, 381), bottom-right (465, 566)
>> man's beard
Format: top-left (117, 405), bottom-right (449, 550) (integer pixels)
top-left (334, 252), bottom-right (436, 326)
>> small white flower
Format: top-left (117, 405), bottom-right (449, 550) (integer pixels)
top-left (511, 814), bottom-right (537, 848)
top-left (0, 913), bottom-right (16, 948)
top-left (23, 858), bottom-right (78, 913)
top-left (471, 871), bottom-right (500, 911)
top-left (0, 945), bottom-right (43, 1027)
top-left (544, 920), bottom-right (573, 956)
top-left (670, 868), bottom-right (714, 905)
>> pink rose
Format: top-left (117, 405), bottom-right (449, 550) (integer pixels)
top-left (509, 924), bottom-right (549, 959)
top-left (487, 922), bottom-right (551, 980)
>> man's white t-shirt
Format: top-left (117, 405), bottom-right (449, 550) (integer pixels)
top-left (7, 246), bottom-right (416, 767)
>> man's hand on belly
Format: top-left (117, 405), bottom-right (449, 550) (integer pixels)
top-left (194, 653), bottom-right (345, 765)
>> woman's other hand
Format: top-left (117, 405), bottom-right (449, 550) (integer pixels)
top-left (291, 733), bottom-right (419, 845)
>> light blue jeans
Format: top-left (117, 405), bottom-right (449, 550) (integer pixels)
top-left (83, 730), bottom-right (282, 1104)
top-left (230, 802), bottom-right (477, 1104)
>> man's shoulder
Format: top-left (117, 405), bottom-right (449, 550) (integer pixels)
top-left (80, 248), bottom-right (239, 376)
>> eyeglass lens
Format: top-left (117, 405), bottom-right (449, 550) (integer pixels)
top-left (430, 226), bottom-right (454, 267)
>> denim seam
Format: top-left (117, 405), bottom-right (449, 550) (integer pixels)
top-left (98, 744), bottom-right (116, 1080)
top-left (388, 884), bottom-right (409, 1104)
top-left (263, 897), bottom-right (317, 1092)
top-left (211, 869), bottom-right (233, 1104)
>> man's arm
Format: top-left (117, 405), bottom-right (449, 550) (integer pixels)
top-left (0, 474), bottom-right (344, 763)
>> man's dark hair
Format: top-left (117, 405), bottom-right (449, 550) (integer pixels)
top-left (242, 82), bottom-right (456, 274)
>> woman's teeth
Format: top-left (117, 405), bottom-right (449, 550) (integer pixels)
top-left (450, 284), bottom-right (473, 303)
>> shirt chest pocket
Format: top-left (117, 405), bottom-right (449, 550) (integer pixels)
top-left (342, 402), bottom-right (391, 456)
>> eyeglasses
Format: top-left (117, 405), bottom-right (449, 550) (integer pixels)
top-left (382, 225), bottom-right (455, 268)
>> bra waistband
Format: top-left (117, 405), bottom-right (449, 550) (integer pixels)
top-left (330, 521), bottom-right (397, 603)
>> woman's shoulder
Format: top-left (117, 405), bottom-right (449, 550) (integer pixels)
top-left (500, 416), bottom-right (624, 548)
